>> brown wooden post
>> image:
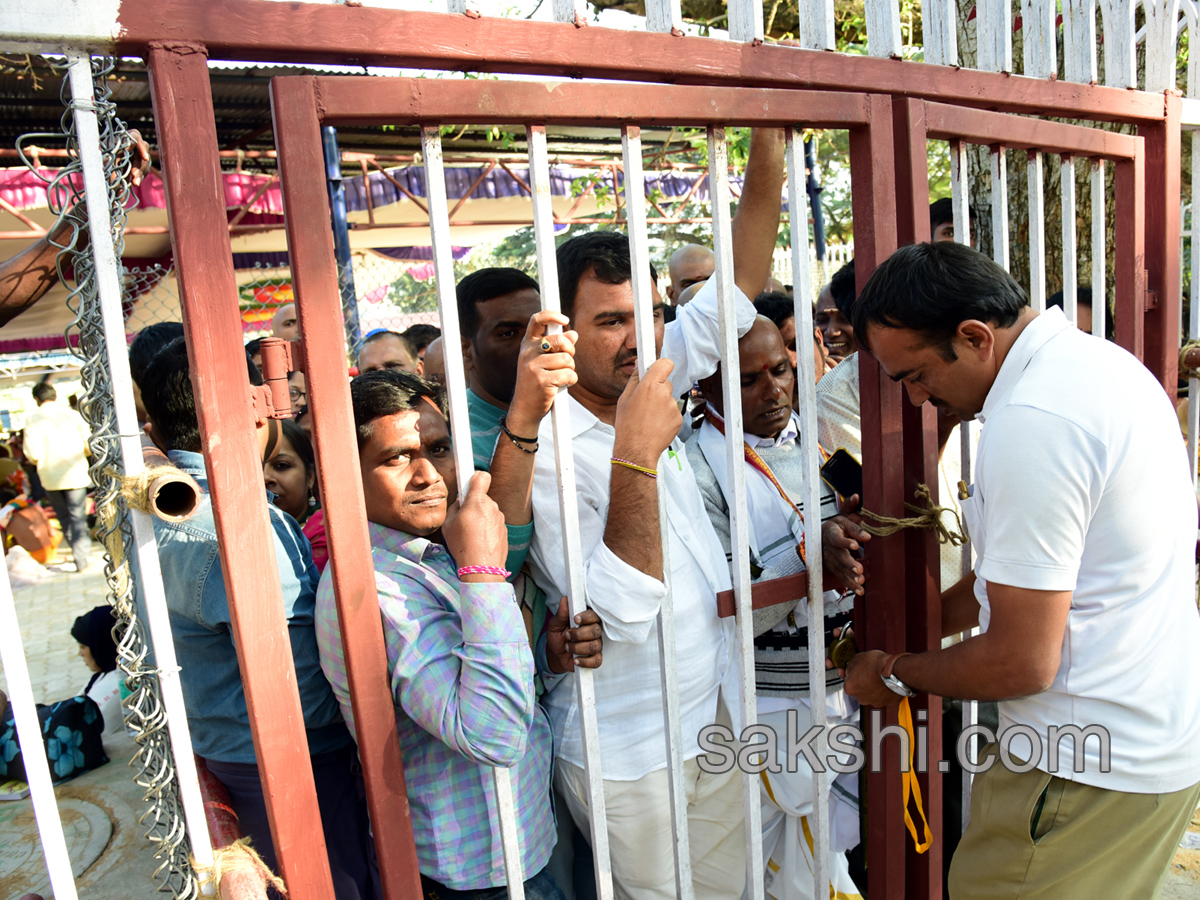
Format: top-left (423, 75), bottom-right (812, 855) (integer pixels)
top-left (270, 74), bottom-right (424, 900)
top-left (1114, 147), bottom-right (1147, 361)
top-left (849, 93), bottom-right (906, 900)
top-left (145, 42), bottom-right (336, 900)
top-left (891, 96), bottom-right (943, 900)
top-left (1139, 94), bottom-right (1182, 392)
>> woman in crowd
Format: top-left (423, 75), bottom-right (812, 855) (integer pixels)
top-left (71, 605), bottom-right (124, 737)
top-left (0, 604), bottom-right (119, 787)
top-left (264, 418), bottom-right (327, 571)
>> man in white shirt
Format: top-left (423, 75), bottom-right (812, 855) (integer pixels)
top-left (529, 128), bottom-right (784, 900)
top-left (23, 382), bottom-right (92, 571)
top-left (842, 241), bottom-right (1200, 900)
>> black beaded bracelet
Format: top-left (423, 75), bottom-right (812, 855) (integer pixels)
top-left (499, 416), bottom-right (538, 453)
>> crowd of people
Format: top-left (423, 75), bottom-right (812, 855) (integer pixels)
top-left (116, 125), bottom-right (1200, 900)
top-left (0, 121), bottom-right (1194, 900)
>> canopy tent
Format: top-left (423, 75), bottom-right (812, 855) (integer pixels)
top-left (0, 161), bottom-right (726, 349)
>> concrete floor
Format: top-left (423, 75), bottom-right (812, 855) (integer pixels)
top-left (1, 542), bottom-right (162, 900)
top-left (2, 539), bottom-right (1199, 899)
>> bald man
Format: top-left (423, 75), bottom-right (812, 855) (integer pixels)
top-left (271, 303), bottom-right (300, 341)
top-left (666, 243), bottom-right (716, 304)
top-left (422, 336), bottom-right (445, 385)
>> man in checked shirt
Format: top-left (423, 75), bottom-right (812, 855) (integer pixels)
top-left (315, 369), bottom-right (602, 900)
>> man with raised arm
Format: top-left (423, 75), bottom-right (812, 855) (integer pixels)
top-left (527, 128), bottom-right (785, 900)
top-left (314, 369), bottom-right (601, 900)
top-left (841, 241), bottom-right (1200, 900)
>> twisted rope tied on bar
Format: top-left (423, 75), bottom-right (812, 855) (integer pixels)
top-left (858, 484), bottom-right (966, 547)
top-left (196, 838), bottom-right (287, 899)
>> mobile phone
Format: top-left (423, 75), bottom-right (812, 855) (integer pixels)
top-left (820, 447), bottom-right (863, 511)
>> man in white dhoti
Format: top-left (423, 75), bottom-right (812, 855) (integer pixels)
top-left (687, 315), bottom-right (870, 900)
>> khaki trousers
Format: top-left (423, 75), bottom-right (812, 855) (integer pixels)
top-left (949, 745), bottom-right (1200, 900)
top-left (554, 703), bottom-right (746, 900)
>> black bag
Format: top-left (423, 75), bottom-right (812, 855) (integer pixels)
top-left (0, 694), bottom-right (109, 784)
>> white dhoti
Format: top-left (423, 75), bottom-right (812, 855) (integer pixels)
top-left (758, 697), bottom-right (863, 900)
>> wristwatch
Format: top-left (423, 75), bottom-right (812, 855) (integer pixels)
top-left (881, 652), bottom-right (915, 698)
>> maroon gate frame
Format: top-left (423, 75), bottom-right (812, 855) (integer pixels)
top-left (130, 7), bottom-right (1176, 900)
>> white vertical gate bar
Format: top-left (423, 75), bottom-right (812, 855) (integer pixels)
top-left (991, 148), bottom-right (1010, 270)
top-left (1090, 159), bottom-right (1107, 339)
top-left (1189, 133), bottom-right (1200, 482)
top-left (645, 0), bottom-right (684, 33)
top-left (709, 124), bottom-right (766, 900)
top-left (798, 0), bottom-right (837, 49)
top-left (1141, 0), bottom-right (1182, 93)
top-left (0, 562), bottom-right (80, 900)
top-left (66, 53), bottom-right (215, 880)
top-left (1061, 0), bottom-right (1098, 84)
top-left (788, 129), bottom-right (815, 307)
top-left (949, 138), bottom-right (978, 828)
top-left (552, 0), bottom-right (588, 25)
top-left (977, 0), bottom-right (1013, 72)
top-left (728, 0), bottom-right (765, 43)
top-left (1021, 0), bottom-right (1058, 78)
top-left (950, 140), bottom-right (969, 243)
top-left (1098, 0), bottom-right (1137, 87)
top-left (421, 125), bottom-right (526, 900)
top-left (785, 126), bottom-right (832, 900)
top-left (924, 0), bottom-right (958, 65)
top-left (526, 124), bottom-right (616, 900)
top-left (1027, 151), bottom-right (1046, 310)
top-left (620, 123), bottom-right (696, 900)
top-left (957, 419), bottom-right (978, 830)
top-left (866, 0), bottom-right (903, 57)
top-left (1061, 155), bottom-right (1078, 324)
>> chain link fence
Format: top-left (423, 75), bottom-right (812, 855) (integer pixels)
top-left (35, 55), bottom-right (201, 899)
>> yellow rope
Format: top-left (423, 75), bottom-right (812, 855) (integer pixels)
top-left (195, 838), bottom-right (287, 898)
top-left (1180, 341), bottom-right (1200, 380)
top-left (858, 484), bottom-right (966, 547)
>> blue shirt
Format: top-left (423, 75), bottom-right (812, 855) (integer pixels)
top-left (152, 450), bottom-right (350, 764)
top-left (315, 522), bottom-right (555, 890)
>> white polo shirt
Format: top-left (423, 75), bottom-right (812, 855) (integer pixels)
top-left (964, 307), bottom-right (1200, 794)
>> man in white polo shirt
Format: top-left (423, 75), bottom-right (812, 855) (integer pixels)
top-left (841, 241), bottom-right (1200, 900)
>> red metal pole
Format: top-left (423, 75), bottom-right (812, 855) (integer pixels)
top-left (1114, 148), bottom-right (1147, 362)
top-left (145, 42), bottom-right (336, 900)
top-left (1139, 94), bottom-right (1182, 394)
top-left (891, 96), bottom-right (943, 900)
top-left (270, 73), bottom-right (424, 900)
top-left (849, 93), bottom-right (906, 900)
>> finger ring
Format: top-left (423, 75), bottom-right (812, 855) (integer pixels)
top-left (540, 339), bottom-right (553, 353)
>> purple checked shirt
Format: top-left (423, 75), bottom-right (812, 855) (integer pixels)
top-left (314, 522), bottom-right (555, 891)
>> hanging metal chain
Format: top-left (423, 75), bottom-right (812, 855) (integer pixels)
top-left (17, 56), bottom-right (200, 899)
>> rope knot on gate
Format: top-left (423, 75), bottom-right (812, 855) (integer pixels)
top-left (196, 838), bottom-right (287, 899)
top-left (858, 484), bottom-right (966, 547)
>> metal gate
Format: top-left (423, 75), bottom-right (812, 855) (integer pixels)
top-left (0, 0), bottom-right (1186, 897)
